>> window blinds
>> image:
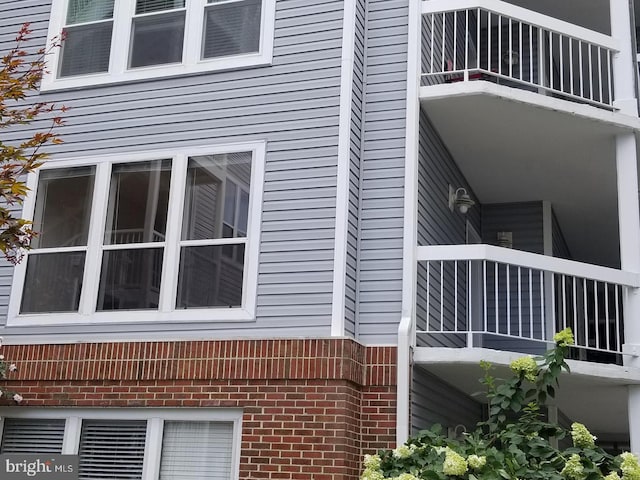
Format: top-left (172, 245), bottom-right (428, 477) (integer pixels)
top-left (159, 421), bottom-right (234, 480)
top-left (0, 418), bottom-right (65, 454)
top-left (78, 420), bottom-right (147, 480)
top-left (203, 0), bottom-right (261, 59)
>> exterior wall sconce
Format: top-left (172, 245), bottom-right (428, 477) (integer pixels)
top-left (448, 185), bottom-right (475, 214)
top-left (502, 50), bottom-right (519, 66)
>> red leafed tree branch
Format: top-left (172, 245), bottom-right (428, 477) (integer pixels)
top-left (0, 23), bottom-right (67, 264)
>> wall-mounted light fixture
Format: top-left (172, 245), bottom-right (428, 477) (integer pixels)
top-left (448, 185), bottom-right (475, 214)
top-left (502, 50), bottom-right (519, 66)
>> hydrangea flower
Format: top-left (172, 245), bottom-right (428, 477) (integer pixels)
top-left (620, 452), bottom-right (640, 480)
top-left (510, 356), bottom-right (538, 382)
top-left (570, 423), bottom-right (596, 448)
top-left (395, 474), bottom-right (419, 480)
top-left (554, 328), bottom-right (575, 347)
top-left (442, 448), bottom-right (468, 476)
top-left (364, 454), bottom-right (382, 471)
top-left (605, 472), bottom-right (622, 480)
top-left (12, 394), bottom-right (22, 403)
top-left (561, 454), bottom-right (585, 480)
top-left (393, 444), bottom-right (418, 459)
top-left (361, 469), bottom-right (384, 480)
top-left (8, 364), bottom-right (17, 372)
top-left (361, 454), bottom-right (384, 480)
top-left (468, 454), bottom-right (487, 470)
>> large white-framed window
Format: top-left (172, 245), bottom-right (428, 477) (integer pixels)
top-left (0, 408), bottom-right (243, 480)
top-left (7, 143), bottom-right (265, 326)
top-left (41, 0), bottom-right (277, 90)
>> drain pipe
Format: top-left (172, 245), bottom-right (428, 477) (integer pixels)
top-left (398, 0), bottom-right (422, 445)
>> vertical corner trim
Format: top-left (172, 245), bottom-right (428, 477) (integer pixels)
top-left (332, 0), bottom-right (358, 337)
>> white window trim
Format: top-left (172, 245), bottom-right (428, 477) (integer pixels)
top-left (7, 142), bottom-right (265, 326)
top-left (41, 0), bottom-right (276, 91)
top-left (0, 408), bottom-right (243, 480)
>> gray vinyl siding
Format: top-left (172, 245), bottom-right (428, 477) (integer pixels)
top-left (0, 0), bottom-right (346, 342)
top-left (552, 209), bottom-right (571, 260)
top-left (344, 0), bottom-right (367, 339)
top-left (355, 0), bottom-right (408, 344)
top-left (480, 202), bottom-right (546, 354)
top-left (482, 202), bottom-right (544, 253)
top-left (415, 111), bottom-right (480, 348)
top-left (412, 366), bottom-right (483, 434)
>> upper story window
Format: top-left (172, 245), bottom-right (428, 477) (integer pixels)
top-left (42, 0), bottom-right (276, 90)
top-left (8, 144), bottom-right (265, 325)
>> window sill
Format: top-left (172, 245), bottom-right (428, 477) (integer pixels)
top-left (40, 53), bottom-right (273, 92)
top-left (7, 308), bottom-right (256, 326)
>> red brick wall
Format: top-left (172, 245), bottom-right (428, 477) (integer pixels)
top-left (1, 339), bottom-right (397, 480)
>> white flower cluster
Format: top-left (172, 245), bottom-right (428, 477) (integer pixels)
top-left (393, 444), bottom-right (418, 459)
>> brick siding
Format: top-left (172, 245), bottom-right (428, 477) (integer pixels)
top-left (1, 339), bottom-right (397, 480)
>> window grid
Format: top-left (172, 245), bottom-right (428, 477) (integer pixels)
top-left (9, 144), bottom-right (265, 325)
top-left (43, 0), bottom-right (275, 90)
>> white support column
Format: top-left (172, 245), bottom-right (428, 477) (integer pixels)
top-left (611, 0), bottom-right (640, 453)
top-left (611, 0), bottom-right (638, 115)
top-left (630, 387), bottom-right (640, 455)
top-left (617, 133), bottom-right (640, 454)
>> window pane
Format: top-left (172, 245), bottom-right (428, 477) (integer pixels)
top-left (78, 420), bottom-right (146, 480)
top-left (21, 252), bottom-right (85, 313)
top-left (177, 245), bottom-right (244, 308)
top-left (66, 0), bottom-right (114, 24)
top-left (136, 0), bottom-right (185, 14)
top-left (97, 249), bottom-right (163, 311)
top-left (1, 419), bottom-right (65, 454)
top-left (60, 22), bottom-right (113, 77)
top-left (129, 12), bottom-right (185, 68)
top-left (32, 167), bottom-right (95, 248)
top-left (182, 153), bottom-right (252, 241)
top-left (105, 160), bottom-right (171, 245)
top-left (160, 421), bottom-right (234, 480)
top-left (203, 0), bottom-right (261, 59)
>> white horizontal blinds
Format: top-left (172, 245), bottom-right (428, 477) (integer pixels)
top-left (20, 166), bottom-right (96, 314)
top-left (176, 152), bottom-right (252, 308)
top-left (130, 0), bottom-right (187, 68)
top-left (203, 0), bottom-right (262, 59)
top-left (0, 419), bottom-right (65, 453)
top-left (159, 421), bottom-right (234, 480)
top-left (78, 420), bottom-right (147, 480)
top-left (60, 0), bottom-right (115, 77)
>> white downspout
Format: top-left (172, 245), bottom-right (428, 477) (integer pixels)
top-left (398, 0), bottom-right (422, 445)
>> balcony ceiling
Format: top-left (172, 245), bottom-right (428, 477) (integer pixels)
top-left (415, 347), bottom-right (639, 439)
top-left (420, 82), bottom-right (640, 268)
top-left (507, 0), bottom-right (610, 35)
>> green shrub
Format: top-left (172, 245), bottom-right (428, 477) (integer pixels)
top-left (361, 329), bottom-right (638, 480)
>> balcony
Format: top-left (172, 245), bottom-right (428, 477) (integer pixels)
top-left (413, 244), bottom-right (640, 441)
top-left (415, 244), bottom-right (640, 357)
top-left (419, 0), bottom-right (640, 138)
top-left (411, 0), bottom-right (640, 445)
top-left (421, 0), bottom-right (618, 108)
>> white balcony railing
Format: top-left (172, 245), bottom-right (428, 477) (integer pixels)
top-left (417, 245), bottom-right (640, 356)
top-left (421, 0), bottom-right (619, 110)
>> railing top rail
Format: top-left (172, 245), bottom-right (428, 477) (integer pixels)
top-left (421, 0), bottom-right (618, 51)
top-left (417, 244), bottom-right (640, 287)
